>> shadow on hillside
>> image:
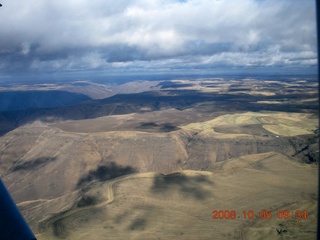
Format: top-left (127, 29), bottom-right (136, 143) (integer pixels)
top-left (151, 172), bottom-right (214, 200)
top-left (137, 122), bottom-right (180, 132)
top-left (12, 157), bottom-right (57, 172)
top-left (77, 162), bottom-right (136, 186)
top-left (0, 87), bottom-right (318, 136)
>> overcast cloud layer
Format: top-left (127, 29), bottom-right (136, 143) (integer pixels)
top-left (0, 0), bottom-right (317, 81)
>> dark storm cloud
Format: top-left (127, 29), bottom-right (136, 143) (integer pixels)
top-left (0, 0), bottom-right (317, 78)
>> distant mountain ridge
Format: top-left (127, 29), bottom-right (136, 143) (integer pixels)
top-left (0, 90), bottom-right (92, 112)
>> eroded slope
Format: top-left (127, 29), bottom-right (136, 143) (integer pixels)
top-left (0, 111), bottom-right (317, 239)
top-left (35, 153), bottom-right (317, 240)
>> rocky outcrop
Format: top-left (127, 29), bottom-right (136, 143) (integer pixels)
top-left (0, 126), bottom-right (317, 205)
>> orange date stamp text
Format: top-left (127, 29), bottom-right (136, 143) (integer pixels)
top-left (212, 209), bottom-right (307, 220)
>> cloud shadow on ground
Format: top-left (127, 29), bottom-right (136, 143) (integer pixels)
top-left (151, 172), bottom-right (214, 200)
top-left (11, 157), bottom-right (57, 172)
top-left (77, 162), bottom-right (136, 186)
top-left (138, 122), bottom-right (180, 132)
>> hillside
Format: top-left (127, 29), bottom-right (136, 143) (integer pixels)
top-left (0, 77), bottom-right (318, 239)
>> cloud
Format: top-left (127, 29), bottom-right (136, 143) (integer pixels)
top-left (0, 0), bottom-right (317, 79)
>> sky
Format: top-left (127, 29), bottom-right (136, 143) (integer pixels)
top-left (0, 0), bottom-right (318, 82)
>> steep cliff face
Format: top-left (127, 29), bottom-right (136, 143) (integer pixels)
top-left (0, 125), bottom-right (317, 205)
top-left (291, 134), bottom-right (319, 163)
top-left (185, 134), bottom-right (318, 168)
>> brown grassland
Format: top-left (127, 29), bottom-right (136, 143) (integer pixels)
top-left (0, 77), bottom-right (318, 239)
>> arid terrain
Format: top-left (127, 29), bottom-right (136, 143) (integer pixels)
top-left (0, 77), bottom-right (318, 239)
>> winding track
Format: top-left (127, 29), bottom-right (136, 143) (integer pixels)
top-left (38, 172), bottom-right (161, 237)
